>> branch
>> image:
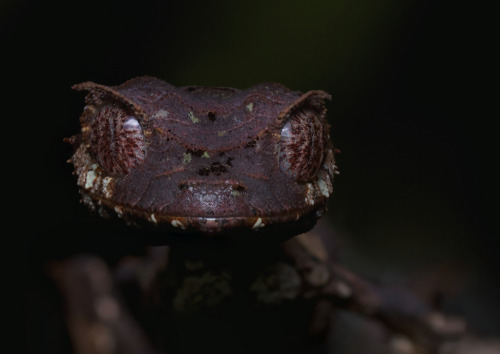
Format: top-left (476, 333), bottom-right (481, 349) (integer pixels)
top-left (50, 255), bottom-right (159, 354)
top-left (281, 229), bottom-right (477, 354)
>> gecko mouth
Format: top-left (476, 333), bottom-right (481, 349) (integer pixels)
top-left (80, 187), bottom-right (323, 239)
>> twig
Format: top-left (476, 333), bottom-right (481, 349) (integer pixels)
top-left (50, 255), bottom-right (159, 354)
top-left (281, 229), bottom-right (470, 353)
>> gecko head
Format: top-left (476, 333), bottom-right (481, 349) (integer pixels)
top-left (67, 76), bottom-right (338, 242)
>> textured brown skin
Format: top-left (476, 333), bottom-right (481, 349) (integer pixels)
top-left (68, 76), bottom-right (336, 240)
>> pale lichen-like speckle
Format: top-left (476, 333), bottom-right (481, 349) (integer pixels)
top-left (101, 176), bottom-right (113, 198)
top-left (85, 170), bottom-right (97, 189)
top-left (325, 174), bottom-right (333, 193)
top-left (304, 183), bottom-right (315, 206)
top-left (231, 190), bottom-right (240, 197)
top-left (246, 102), bottom-right (254, 112)
top-left (183, 152), bottom-right (192, 164)
top-left (81, 194), bottom-right (96, 211)
top-left (152, 109), bottom-right (169, 118)
top-left (317, 178), bottom-right (330, 198)
top-left (114, 206), bottom-right (123, 218)
top-left (322, 150), bottom-right (337, 176)
top-left (171, 219), bottom-right (186, 229)
top-left (252, 217), bottom-right (265, 230)
top-left (202, 151), bottom-right (210, 158)
top-left (188, 111), bottom-right (199, 123)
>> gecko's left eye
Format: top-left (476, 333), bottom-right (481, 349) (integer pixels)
top-left (89, 103), bottom-right (146, 174)
top-left (278, 107), bottom-right (327, 182)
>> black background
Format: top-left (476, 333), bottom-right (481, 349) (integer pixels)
top-left (5, 0), bottom-right (496, 352)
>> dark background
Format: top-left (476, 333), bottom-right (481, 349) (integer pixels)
top-left (4, 0), bottom-right (496, 352)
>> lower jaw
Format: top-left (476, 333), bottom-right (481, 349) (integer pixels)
top-left (80, 191), bottom-right (326, 242)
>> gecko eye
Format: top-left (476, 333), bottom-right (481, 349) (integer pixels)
top-left (89, 103), bottom-right (145, 174)
top-left (278, 107), bottom-right (327, 182)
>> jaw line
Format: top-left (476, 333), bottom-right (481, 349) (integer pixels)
top-left (80, 190), bottom-right (326, 235)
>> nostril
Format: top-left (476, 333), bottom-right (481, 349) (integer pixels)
top-left (234, 185), bottom-right (245, 192)
top-left (197, 162), bottom-right (228, 176)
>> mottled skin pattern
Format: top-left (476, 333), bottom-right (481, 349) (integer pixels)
top-left (68, 76), bottom-right (337, 239)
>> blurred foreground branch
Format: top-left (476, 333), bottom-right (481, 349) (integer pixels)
top-left (50, 227), bottom-right (500, 354)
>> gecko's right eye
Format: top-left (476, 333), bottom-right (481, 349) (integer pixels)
top-left (89, 103), bottom-right (146, 175)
